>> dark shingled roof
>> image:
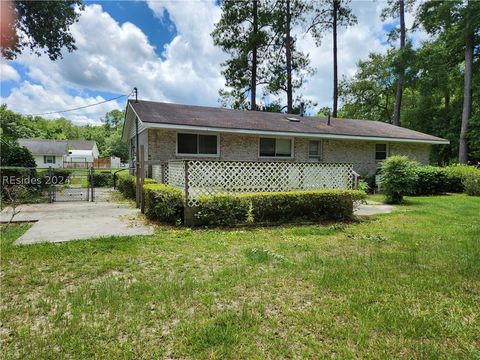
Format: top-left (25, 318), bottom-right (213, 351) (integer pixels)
top-left (18, 139), bottom-right (68, 155)
top-left (129, 100), bottom-right (448, 143)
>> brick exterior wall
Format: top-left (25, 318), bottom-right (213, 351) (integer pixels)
top-left (144, 129), bottom-right (431, 176)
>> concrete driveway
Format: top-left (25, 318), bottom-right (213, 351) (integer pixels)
top-left (1, 194), bottom-right (154, 245)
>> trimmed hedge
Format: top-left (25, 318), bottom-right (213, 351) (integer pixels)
top-left (116, 173), bottom-right (156, 199)
top-left (412, 166), bottom-right (449, 195)
top-left (195, 194), bottom-right (251, 226)
top-left (464, 173), bottom-right (480, 196)
top-left (143, 184), bottom-right (184, 223)
top-left (408, 164), bottom-right (480, 196)
top-left (196, 190), bottom-right (366, 226)
top-left (444, 165), bottom-right (480, 193)
top-left (89, 171), bottom-right (113, 187)
top-left (379, 161), bottom-right (480, 197)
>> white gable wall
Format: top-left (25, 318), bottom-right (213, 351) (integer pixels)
top-left (33, 154), bottom-right (64, 169)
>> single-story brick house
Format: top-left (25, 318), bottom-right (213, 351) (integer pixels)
top-left (122, 99), bottom-right (448, 177)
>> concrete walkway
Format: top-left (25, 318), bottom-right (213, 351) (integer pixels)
top-left (1, 195), bottom-right (154, 245)
top-left (354, 201), bottom-right (394, 216)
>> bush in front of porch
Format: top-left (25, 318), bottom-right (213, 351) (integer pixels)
top-left (195, 190), bottom-right (366, 226)
top-left (143, 184), bottom-right (184, 224)
top-left (116, 173), bottom-right (156, 199)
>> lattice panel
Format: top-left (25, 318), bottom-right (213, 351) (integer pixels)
top-left (183, 160), bottom-right (353, 207)
top-left (166, 161), bottom-right (185, 189)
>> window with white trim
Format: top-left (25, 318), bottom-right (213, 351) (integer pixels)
top-left (44, 155), bottom-right (55, 164)
top-left (259, 138), bottom-right (292, 157)
top-left (375, 143), bottom-right (388, 160)
top-left (308, 140), bottom-right (321, 160)
top-left (177, 133), bottom-right (218, 155)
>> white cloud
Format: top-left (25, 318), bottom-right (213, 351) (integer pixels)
top-left (0, 61), bottom-right (20, 82)
top-left (1, 2), bottom-right (226, 123)
top-left (1, 1), bottom-right (428, 122)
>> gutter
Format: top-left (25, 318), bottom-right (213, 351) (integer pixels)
top-left (138, 122), bottom-right (450, 145)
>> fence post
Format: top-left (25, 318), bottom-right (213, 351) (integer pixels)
top-left (135, 153), bottom-right (140, 209)
top-left (183, 161), bottom-right (191, 225)
top-left (86, 167), bottom-right (90, 202)
top-left (139, 145), bottom-right (145, 213)
top-left (48, 166), bottom-right (53, 203)
top-left (90, 167), bottom-right (95, 201)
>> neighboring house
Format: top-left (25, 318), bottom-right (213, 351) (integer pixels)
top-left (17, 139), bottom-right (68, 169)
top-left (64, 140), bottom-right (99, 164)
top-left (122, 100), bottom-right (449, 177)
top-left (17, 139), bottom-right (99, 169)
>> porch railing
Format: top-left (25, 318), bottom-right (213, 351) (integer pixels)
top-left (163, 160), bottom-right (355, 207)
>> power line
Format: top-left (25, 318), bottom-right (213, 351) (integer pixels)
top-left (26, 91), bottom-right (133, 117)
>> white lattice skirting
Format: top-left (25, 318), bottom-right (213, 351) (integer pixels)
top-left (166, 160), bottom-right (354, 206)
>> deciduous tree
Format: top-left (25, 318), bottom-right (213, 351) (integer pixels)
top-left (1, 0), bottom-right (84, 60)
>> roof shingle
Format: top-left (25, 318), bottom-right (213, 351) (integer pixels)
top-left (128, 100), bottom-right (448, 144)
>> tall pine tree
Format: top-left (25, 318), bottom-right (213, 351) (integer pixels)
top-left (307, 0), bottom-right (357, 118)
top-left (212, 0), bottom-right (270, 110)
top-left (266, 0), bottom-right (313, 113)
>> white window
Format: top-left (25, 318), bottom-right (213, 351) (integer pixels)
top-left (177, 133), bottom-right (218, 156)
top-left (308, 140), bottom-right (321, 160)
top-left (44, 155), bottom-right (55, 164)
top-left (375, 144), bottom-right (388, 161)
top-left (259, 138), bottom-right (293, 158)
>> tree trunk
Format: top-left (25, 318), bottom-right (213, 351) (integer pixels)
top-left (392, 0), bottom-right (405, 127)
top-left (286, 0), bottom-right (293, 113)
top-left (459, 29), bottom-right (473, 164)
top-left (332, 0), bottom-right (338, 118)
top-left (251, 0), bottom-right (258, 111)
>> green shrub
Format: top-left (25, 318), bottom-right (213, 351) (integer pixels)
top-left (116, 173), bottom-right (156, 199)
top-left (444, 165), bottom-right (480, 193)
top-left (1, 167), bottom-right (41, 200)
top-left (143, 184), bottom-right (184, 223)
top-left (196, 194), bottom-right (251, 226)
top-left (89, 171), bottom-right (113, 187)
top-left (49, 169), bottom-right (72, 185)
top-left (380, 156), bottom-right (418, 204)
top-left (117, 173), bottom-right (136, 198)
top-left (246, 190), bottom-right (365, 222)
top-left (463, 173), bottom-right (480, 196)
top-left (413, 166), bottom-right (449, 195)
top-left (358, 180), bottom-right (370, 193)
top-left (195, 190), bottom-right (366, 226)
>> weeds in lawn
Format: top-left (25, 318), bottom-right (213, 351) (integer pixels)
top-left (243, 247), bottom-right (293, 265)
top-left (0, 195), bottom-right (479, 359)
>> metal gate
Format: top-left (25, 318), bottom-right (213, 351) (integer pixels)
top-left (48, 168), bottom-right (94, 202)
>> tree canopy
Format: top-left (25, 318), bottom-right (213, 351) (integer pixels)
top-left (0, 106), bottom-right (129, 162)
top-left (1, 0), bottom-right (84, 60)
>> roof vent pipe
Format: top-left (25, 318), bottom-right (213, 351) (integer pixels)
top-left (134, 87), bottom-right (138, 103)
top-left (300, 102), bottom-right (305, 117)
top-left (327, 114), bottom-right (331, 126)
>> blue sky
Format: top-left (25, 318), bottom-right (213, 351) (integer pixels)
top-left (0, 1), bottom-right (422, 124)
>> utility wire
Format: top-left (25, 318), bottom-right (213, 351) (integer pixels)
top-left (26, 91), bottom-right (134, 117)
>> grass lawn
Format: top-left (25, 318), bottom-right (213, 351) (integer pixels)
top-left (1, 195), bottom-right (479, 359)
